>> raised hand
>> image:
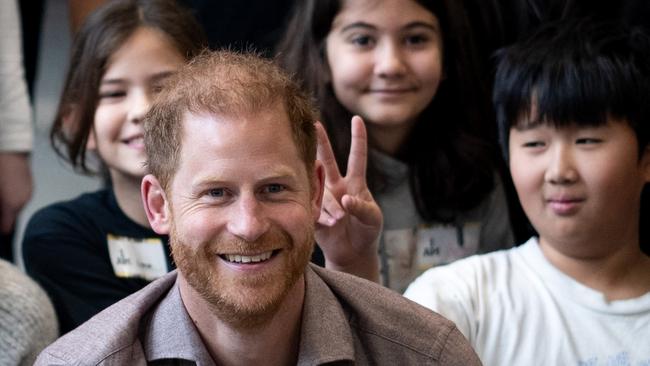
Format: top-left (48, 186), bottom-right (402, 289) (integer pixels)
top-left (315, 116), bottom-right (382, 282)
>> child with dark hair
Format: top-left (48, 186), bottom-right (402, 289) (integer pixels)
top-left (277, 0), bottom-right (514, 292)
top-left (22, 0), bottom-right (206, 334)
top-left (405, 19), bottom-right (650, 364)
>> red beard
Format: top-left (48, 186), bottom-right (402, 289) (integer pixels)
top-left (170, 222), bottom-right (314, 328)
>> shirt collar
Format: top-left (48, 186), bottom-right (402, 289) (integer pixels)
top-left (142, 277), bottom-right (215, 366)
top-left (298, 265), bottom-right (355, 364)
top-left (142, 266), bottom-right (356, 365)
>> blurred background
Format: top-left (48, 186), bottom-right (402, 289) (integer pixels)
top-left (14, 0), bottom-right (102, 267)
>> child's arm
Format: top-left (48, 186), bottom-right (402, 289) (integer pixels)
top-left (314, 117), bottom-right (382, 282)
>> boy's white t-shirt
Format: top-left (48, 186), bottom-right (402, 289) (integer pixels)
top-left (404, 237), bottom-right (650, 366)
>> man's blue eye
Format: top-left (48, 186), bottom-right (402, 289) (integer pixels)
top-left (266, 184), bottom-right (285, 193)
top-left (208, 188), bottom-right (224, 197)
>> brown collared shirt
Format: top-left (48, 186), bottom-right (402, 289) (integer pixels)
top-left (36, 265), bottom-right (480, 365)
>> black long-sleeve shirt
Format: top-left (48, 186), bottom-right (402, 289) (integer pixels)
top-left (23, 189), bottom-right (172, 335)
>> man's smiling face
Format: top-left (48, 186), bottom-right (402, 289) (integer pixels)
top-left (167, 105), bottom-right (322, 327)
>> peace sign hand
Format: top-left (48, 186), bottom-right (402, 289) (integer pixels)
top-left (315, 116), bottom-right (382, 282)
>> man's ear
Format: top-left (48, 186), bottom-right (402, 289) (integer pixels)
top-left (141, 174), bottom-right (171, 234)
top-left (311, 161), bottom-right (325, 221)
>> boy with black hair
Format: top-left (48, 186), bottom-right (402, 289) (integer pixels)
top-left (405, 19), bottom-right (650, 365)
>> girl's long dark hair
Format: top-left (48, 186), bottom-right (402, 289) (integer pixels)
top-left (50, 0), bottom-right (206, 174)
top-left (277, 0), bottom-right (498, 221)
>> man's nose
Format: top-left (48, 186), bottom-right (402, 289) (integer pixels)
top-left (545, 144), bottom-right (579, 184)
top-left (226, 194), bottom-right (269, 242)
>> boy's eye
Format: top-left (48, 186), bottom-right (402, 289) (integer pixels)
top-left (522, 141), bottom-right (545, 148)
top-left (576, 138), bottom-right (602, 145)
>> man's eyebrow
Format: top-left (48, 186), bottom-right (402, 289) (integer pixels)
top-left (257, 164), bottom-right (300, 181)
top-left (257, 173), bottom-right (298, 184)
top-left (191, 177), bottom-right (227, 189)
top-left (192, 168), bottom-right (298, 186)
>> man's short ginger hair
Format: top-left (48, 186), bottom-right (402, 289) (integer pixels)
top-left (143, 50), bottom-right (319, 191)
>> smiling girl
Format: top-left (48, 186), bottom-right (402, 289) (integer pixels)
top-left (22, 0), bottom-right (205, 334)
top-left (278, 0), bottom-right (514, 291)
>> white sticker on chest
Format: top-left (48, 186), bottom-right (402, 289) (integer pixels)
top-left (415, 223), bottom-right (480, 270)
top-left (107, 235), bottom-right (168, 280)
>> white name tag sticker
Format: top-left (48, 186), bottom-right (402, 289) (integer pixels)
top-left (381, 222), bottom-right (484, 292)
top-left (107, 235), bottom-right (168, 280)
top-left (415, 222), bottom-right (480, 271)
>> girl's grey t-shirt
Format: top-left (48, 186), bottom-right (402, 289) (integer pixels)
top-left (372, 150), bottom-right (514, 292)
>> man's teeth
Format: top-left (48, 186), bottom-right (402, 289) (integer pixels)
top-left (224, 251), bottom-right (273, 264)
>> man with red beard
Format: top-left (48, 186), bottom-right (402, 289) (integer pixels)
top-left (35, 51), bottom-right (480, 366)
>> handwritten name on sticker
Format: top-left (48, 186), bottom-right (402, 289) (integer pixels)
top-left (107, 235), bottom-right (168, 280)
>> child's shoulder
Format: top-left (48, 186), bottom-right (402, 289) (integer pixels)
top-left (24, 189), bottom-right (114, 235)
top-left (405, 238), bottom-right (540, 299)
top-left (32, 189), bottom-right (109, 215)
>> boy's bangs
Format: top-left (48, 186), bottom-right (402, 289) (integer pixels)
top-left (495, 19), bottom-right (649, 135)
top-left (508, 58), bottom-right (626, 131)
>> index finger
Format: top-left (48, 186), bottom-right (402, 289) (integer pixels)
top-left (346, 116), bottom-right (368, 179)
top-left (315, 121), bottom-right (342, 182)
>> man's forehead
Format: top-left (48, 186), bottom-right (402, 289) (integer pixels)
top-left (178, 107), bottom-right (302, 161)
top-left (174, 110), bottom-right (312, 192)
top-left (189, 164), bottom-right (303, 188)
top-left (181, 105), bottom-right (291, 129)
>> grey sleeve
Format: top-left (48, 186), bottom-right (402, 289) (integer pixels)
top-left (0, 261), bottom-right (58, 366)
top-left (34, 352), bottom-right (71, 366)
